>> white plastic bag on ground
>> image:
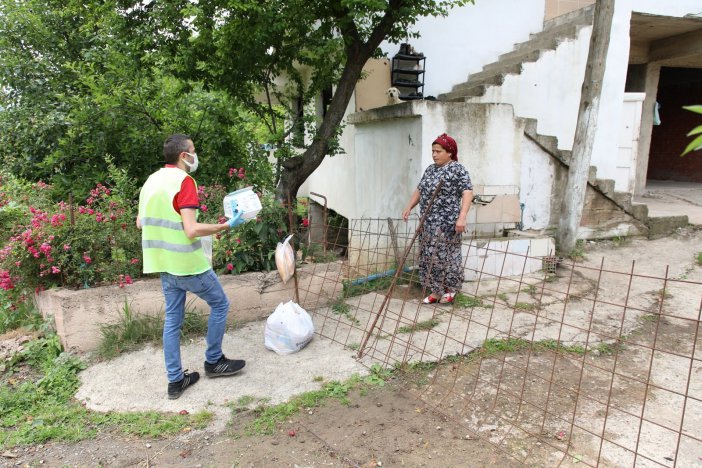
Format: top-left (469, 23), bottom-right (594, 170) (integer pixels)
top-left (264, 300), bottom-right (314, 355)
top-left (275, 234), bottom-right (295, 284)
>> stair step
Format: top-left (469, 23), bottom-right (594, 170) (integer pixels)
top-left (484, 50), bottom-right (541, 74)
top-left (611, 191), bottom-right (633, 211)
top-left (595, 179), bottom-right (615, 197)
top-left (541, 4), bottom-right (595, 31)
top-left (441, 85), bottom-right (487, 101)
top-left (440, 5), bottom-right (594, 104)
top-left (646, 215), bottom-right (689, 239)
top-left (630, 203), bottom-right (649, 222)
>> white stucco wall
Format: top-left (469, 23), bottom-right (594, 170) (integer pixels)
top-left (520, 137), bottom-right (556, 230)
top-left (380, 0), bottom-right (546, 97)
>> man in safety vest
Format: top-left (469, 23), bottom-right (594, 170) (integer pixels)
top-left (137, 133), bottom-right (246, 399)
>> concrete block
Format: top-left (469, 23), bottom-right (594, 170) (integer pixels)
top-left (36, 262), bottom-right (342, 354)
top-left (646, 215), bottom-right (689, 240)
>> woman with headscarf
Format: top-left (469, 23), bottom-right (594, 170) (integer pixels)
top-left (402, 133), bottom-right (473, 304)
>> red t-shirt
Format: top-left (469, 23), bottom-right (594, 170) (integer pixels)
top-left (165, 165), bottom-right (199, 213)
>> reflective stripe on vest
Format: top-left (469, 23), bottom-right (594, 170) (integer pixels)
top-left (138, 168), bottom-right (210, 275)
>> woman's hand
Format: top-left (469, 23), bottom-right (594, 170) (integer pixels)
top-left (455, 217), bottom-right (466, 234)
top-left (403, 189), bottom-right (420, 222)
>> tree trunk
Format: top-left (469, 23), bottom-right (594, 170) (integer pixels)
top-left (275, 0), bottom-right (403, 203)
top-left (556, 0), bottom-right (616, 254)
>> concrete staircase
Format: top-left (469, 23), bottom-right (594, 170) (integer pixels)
top-left (522, 118), bottom-right (651, 225)
top-left (439, 5), bottom-right (688, 238)
top-left (439, 5), bottom-right (595, 102)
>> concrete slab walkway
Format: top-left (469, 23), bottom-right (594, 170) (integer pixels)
top-left (636, 180), bottom-right (702, 225)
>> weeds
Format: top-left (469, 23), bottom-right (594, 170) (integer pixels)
top-left (478, 337), bottom-right (586, 357)
top-left (0, 299), bottom-right (45, 335)
top-left (0, 334), bottom-right (210, 449)
top-left (567, 240), bottom-right (585, 262)
top-left (522, 284), bottom-right (537, 295)
top-left (245, 365), bottom-right (391, 435)
top-left (697, 252), bottom-right (702, 266)
top-left (398, 319), bottom-right (440, 334)
top-left (514, 302), bottom-right (537, 311)
top-left (497, 292), bottom-right (509, 303)
top-left (454, 293), bottom-right (484, 308)
top-left (330, 296), bottom-right (360, 325)
top-left (97, 301), bottom-right (208, 360)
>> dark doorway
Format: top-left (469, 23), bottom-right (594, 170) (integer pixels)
top-left (647, 67), bottom-right (702, 182)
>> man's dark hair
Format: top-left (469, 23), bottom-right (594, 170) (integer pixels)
top-left (163, 134), bottom-right (192, 164)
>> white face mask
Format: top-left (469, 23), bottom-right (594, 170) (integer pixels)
top-left (183, 152), bottom-right (199, 173)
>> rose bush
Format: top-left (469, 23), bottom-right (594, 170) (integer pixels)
top-left (0, 162), bottom-right (141, 307)
top-left (0, 162), bottom-right (296, 312)
top-left (199, 167), bottom-right (289, 275)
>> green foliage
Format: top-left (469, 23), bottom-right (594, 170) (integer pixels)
top-left (330, 296), bottom-right (360, 325)
top-left (97, 301), bottom-right (208, 360)
top-left (567, 240), bottom-right (585, 262)
top-left (681, 105), bottom-right (702, 156)
top-left (514, 302), bottom-right (536, 311)
top-left (479, 337), bottom-right (587, 356)
top-left (0, 333), bottom-right (211, 448)
top-left (453, 293), bottom-right (484, 308)
top-left (213, 194), bottom-right (288, 275)
top-left (0, 0), bottom-right (268, 197)
top-left (696, 252), bottom-right (702, 266)
top-left (0, 159), bottom-right (141, 302)
top-left (398, 319), bottom-right (440, 334)
top-left (0, 298), bottom-right (45, 336)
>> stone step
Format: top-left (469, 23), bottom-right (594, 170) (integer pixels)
top-left (440, 6), bottom-right (594, 103)
top-left (646, 215), bottom-right (689, 239)
top-left (441, 85), bottom-right (487, 101)
top-left (540, 4), bottom-right (595, 31)
top-left (630, 203), bottom-right (649, 222)
top-left (594, 178), bottom-right (615, 197)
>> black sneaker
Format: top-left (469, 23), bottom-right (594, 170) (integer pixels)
top-left (168, 371), bottom-right (200, 400)
top-left (204, 355), bottom-right (246, 378)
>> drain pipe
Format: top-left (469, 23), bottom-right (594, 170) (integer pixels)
top-left (347, 265), bottom-right (417, 286)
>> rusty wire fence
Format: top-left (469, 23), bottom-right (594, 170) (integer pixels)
top-left (292, 215), bottom-right (702, 467)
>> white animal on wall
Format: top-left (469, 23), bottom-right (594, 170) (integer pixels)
top-left (386, 87), bottom-right (402, 105)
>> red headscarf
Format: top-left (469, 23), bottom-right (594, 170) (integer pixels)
top-left (432, 133), bottom-right (458, 161)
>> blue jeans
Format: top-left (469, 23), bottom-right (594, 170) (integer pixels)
top-left (160, 269), bottom-right (230, 383)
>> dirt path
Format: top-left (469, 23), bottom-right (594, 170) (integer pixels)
top-left (4, 381), bottom-right (519, 467)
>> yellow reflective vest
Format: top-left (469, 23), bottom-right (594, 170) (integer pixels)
top-left (138, 167), bottom-right (210, 275)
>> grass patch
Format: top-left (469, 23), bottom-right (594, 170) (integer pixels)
top-left (398, 319), bottom-right (440, 334)
top-left (641, 313), bottom-right (659, 322)
top-left (245, 364), bottom-right (390, 435)
top-left (97, 301), bottom-right (208, 360)
top-left (567, 240), bottom-right (585, 262)
top-left (697, 252), bottom-right (702, 266)
top-left (453, 293), bottom-right (484, 308)
top-left (0, 299), bottom-right (45, 335)
top-left (330, 296), bottom-right (360, 325)
top-left (522, 284), bottom-right (537, 295)
top-left (0, 334), bottom-right (211, 449)
top-left (301, 243), bottom-right (338, 264)
top-left (496, 292), bottom-right (509, 303)
top-left (479, 337), bottom-right (586, 357)
top-left (514, 302), bottom-right (537, 311)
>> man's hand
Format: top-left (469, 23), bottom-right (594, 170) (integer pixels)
top-left (227, 200), bottom-right (245, 229)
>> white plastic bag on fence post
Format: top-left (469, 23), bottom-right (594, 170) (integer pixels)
top-left (264, 300), bottom-right (314, 355)
top-left (275, 234), bottom-right (295, 284)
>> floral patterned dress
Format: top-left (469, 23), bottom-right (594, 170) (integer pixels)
top-left (417, 161), bottom-right (473, 296)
